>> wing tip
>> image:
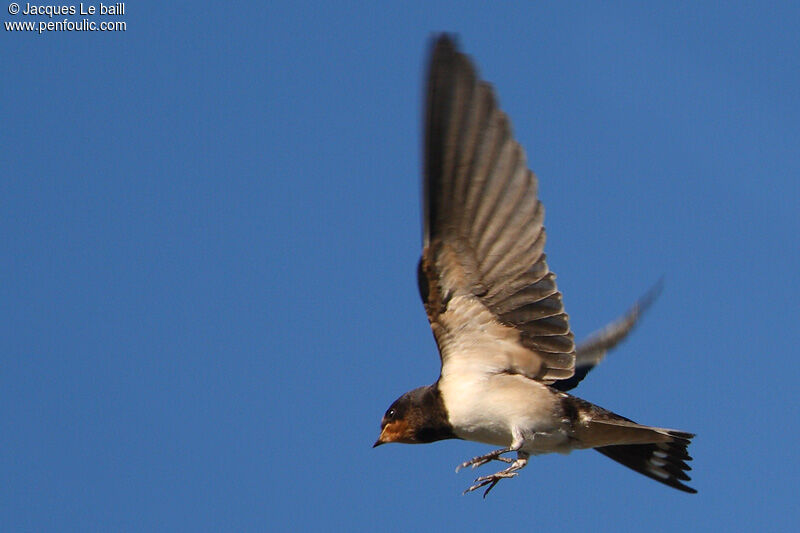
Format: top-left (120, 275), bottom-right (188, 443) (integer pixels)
top-left (431, 32), bottom-right (459, 54)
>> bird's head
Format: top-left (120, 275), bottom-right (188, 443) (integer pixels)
top-left (373, 385), bottom-right (455, 447)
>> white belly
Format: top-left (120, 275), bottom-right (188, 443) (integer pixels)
top-left (439, 372), bottom-right (574, 454)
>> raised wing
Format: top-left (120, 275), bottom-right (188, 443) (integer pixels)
top-left (419, 35), bottom-right (574, 383)
top-left (552, 280), bottom-right (663, 392)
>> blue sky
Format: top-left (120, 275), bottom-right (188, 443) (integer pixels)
top-left (2, 2), bottom-right (799, 531)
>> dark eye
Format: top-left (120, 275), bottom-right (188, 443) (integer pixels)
top-left (386, 408), bottom-right (396, 420)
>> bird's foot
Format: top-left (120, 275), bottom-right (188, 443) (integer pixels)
top-left (462, 455), bottom-right (529, 498)
top-left (455, 447), bottom-right (515, 472)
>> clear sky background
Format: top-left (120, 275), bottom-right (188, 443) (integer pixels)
top-left (3, 2), bottom-right (799, 532)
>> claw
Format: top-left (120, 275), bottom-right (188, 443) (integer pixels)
top-left (460, 453), bottom-right (529, 498)
top-left (455, 447), bottom-right (514, 472)
top-left (463, 471), bottom-right (519, 498)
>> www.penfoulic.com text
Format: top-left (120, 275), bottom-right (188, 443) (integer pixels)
top-left (5, 3), bottom-right (126, 33)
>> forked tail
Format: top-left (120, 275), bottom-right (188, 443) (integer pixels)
top-left (594, 430), bottom-right (696, 493)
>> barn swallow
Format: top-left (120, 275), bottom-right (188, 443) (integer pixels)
top-left (373, 35), bottom-right (696, 497)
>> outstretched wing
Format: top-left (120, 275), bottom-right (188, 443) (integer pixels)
top-left (419, 35), bottom-right (574, 384)
top-left (552, 280), bottom-right (663, 392)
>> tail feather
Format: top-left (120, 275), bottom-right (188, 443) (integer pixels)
top-left (595, 432), bottom-right (696, 493)
top-left (561, 393), bottom-right (697, 493)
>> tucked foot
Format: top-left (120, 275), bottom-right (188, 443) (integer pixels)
top-left (455, 447), bottom-right (515, 472)
top-left (462, 455), bottom-right (529, 498)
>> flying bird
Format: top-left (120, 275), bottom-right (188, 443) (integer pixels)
top-left (373, 35), bottom-right (696, 497)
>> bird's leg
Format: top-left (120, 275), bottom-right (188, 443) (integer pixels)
top-left (460, 429), bottom-right (528, 498)
top-left (456, 428), bottom-right (525, 472)
top-left (463, 452), bottom-right (530, 498)
top-left (455, 447), bottom-right (515, 472)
